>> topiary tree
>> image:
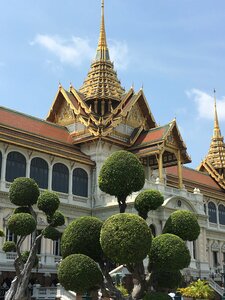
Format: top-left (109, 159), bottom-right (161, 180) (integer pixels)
top-left (149, 234), bottom-right (191, 272)
top-left (58, 254), bottom-right (103, 294)
top-left (99, 150), bottom-right (145, 213)
top-left (100, 213), bottom-right (152, 264)
top-left (134, 190), bottom-right (164, 219)
top-left (8, 213), bottom-right (36, 236)
top-left (2, 241), bottom-right (16, 252)
top-left (5, 177), bottom-right (65, 300)
top-left (163, 210), bottom-right (200, 241)
top-left (61, 216), bottom-right (103, 261)
top-left (150, 270), bottom-right (182, 292)
top-left (0, 229), bottom-right (4, 237)
top-left (58, 152), bottom-right (201, 300)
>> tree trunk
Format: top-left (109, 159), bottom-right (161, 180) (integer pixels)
top-left (5, 234), bottom-right (41, 300)
top-left (127, 262), bottom-right (147, 300)
top-left (99, 261), bottom-right (125, 300)
top-left (118, 196), bottom-right (127, 213)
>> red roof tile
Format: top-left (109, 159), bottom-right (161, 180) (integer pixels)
top-left (0, 107), bottom-right (73, 144)
top-left (166, 165), bottom-right (221, 189)
top-left (134, 127), bottom-right (167, 146)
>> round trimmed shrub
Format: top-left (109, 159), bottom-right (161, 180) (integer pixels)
top-left (99, 151), bottom-right (145, 199)
top-left (143, 292), bottom-right (172, 300)
top-left (134, 190), bottom-right (164, 218)
top-left (9, 177), bottom-right (40, 206)
top-left (0, 229), bottom-right (4, 237)
top-left (61, 216), bottom-right (103, 261)
top-left (14, 206), bottom-right (31, 214)
top-left (100, 213), bottom-right (152, 264)
top-left (47, 211), bottom-right (65, 227)
top-left (151, 270), bottom-right (182, 289)
top-left (149, 234), bottom-right (190, 271)
top-left (37, 191), bottom-right (60, 215)
top-left (163, 210), bottom-right (200, 241)
top-left (58, 254), bottom-right (103, 293)
top-left (8, 213), bottom-right (36, 236)
top-left (2, 241), bottom-right (16, 252)
top-left (42, 226), bottom-right (61, 240)
top-left (21, 251), bottom-right (39, 268)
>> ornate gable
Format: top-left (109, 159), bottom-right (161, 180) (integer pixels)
top-left (126, 102), bottom-right (146, 128)
top-left (55, 100), bottom-right (75, 126)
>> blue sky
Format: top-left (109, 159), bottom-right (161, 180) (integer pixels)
top-left (1, 0), bottom-right (225, 168)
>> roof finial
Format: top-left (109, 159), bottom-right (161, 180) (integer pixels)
top-left (96, 0), bottom-right (110, 61)
top-left (213, 88), bottom-right (221, 138)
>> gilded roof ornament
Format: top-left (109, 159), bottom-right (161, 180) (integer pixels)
top-left (96, 0), bottom-right (110, 61)
top-left (79, 0), bottom-right (125, 103)
top-left (205, 90), bottom-right (225, 170)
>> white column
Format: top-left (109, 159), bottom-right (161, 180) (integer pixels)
top-left (1, 153), bottom-right (7, 189)
top-left (68, 168), bottom-right (73, 196)
top-left (26, 159), bottom-right (31, 178)
top-left (48, 165), bottom-right (53, 190)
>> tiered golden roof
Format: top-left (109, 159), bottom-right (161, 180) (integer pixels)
top-left (206, 95), bottom-right (225, 170)
top-left (79, 0), bottom-right (125, 102)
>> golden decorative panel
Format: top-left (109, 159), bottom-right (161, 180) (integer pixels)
top-left (55, 101), bottom-right (75, 126)
top-left (126, 103), bottom-right (145, 128)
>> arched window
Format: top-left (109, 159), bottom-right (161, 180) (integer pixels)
top-left (149, 224), bottom-right (156, 237)
top-left (6, 151), bottom-right (26, 182)
top-left (219, 204), bottom-right (225, 225)
top-left (208, 202), bottom-right (217, 223)
top-left (72, 168), bottom-right (88, 197)
top-left (52, 163), bottom-right (69, 193)
top-left (0, 151), bottom-right (2, 180)
top-left (30, 157), bottom-right (48, 189)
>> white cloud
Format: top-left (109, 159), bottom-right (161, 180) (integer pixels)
top-left (31, 34), bottom-right (95, 66)
top-left (186, 89), bottom-right (225, 122)
top-left (108, 39), bottom-right (129, 70)
top-left (31, 34), bottom-right (129, 71)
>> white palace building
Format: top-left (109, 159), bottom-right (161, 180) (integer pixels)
top-left (0, 1), bottom-right (225, 298)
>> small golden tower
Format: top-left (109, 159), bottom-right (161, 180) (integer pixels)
top-left (79, 0), bottom-right (125, 116)
top-left (206, 90), bottom-right (225, 176)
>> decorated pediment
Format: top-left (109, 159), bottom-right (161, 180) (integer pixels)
top-left (126, 102), bottom-right (146, 128)
top-left (55, 100), bottom-right (75, 126)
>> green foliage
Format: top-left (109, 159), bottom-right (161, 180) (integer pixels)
top-left (178, 279), bottom-right (214, 299)
top-left (61, 216), bottom-right (103, 261)
top-left (21, 251), bottom-right (39, 268)
top-left (163, 210), bottom-right (200, 241)
top-left (37, 191), bottom-right (60, 215)
top-left (100, 213), bottom-right (152, 264)
top-left (151, 270), bottom-right (182, 290)
top-left (42, 226), bottom-right (61, 240)
top-left (2, 241), bottom-right (16, 252)
top-left (99, 150), bottom-right (145, 199)
top-left (116, 284), bottom-right (129, 297)
top-left (149, 233), bottom-right (191, 272)
top-left (134, 190), bottom-right (164, 218)
top-left (14, 206), bottom-right (31, 214)
top-left (0, 229), bottom-right (4, 237)
top-left (8, 213), bottom-right (36, 236)
top-left (47, 211), bottom-right (65, 227)
top-left (9, 177), bottom-right (40, 206)
top-left (143, 292), bottom-right (172, 300)
top-left (58, 254), bottom-right (103, 293)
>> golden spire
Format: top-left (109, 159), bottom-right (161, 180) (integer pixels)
top-left (213, 89), bottom-right (221, 138)
top-left (206, 90), bottom-right (225, 171)
top-left (79, 0), bottom-right (125, 106)
top-left (96, 0), bottom-right (110, 61)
